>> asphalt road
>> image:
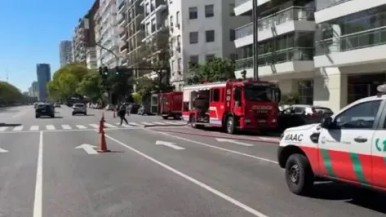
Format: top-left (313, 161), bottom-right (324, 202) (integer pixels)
top-left (0, 105), bottom-right (385, 217)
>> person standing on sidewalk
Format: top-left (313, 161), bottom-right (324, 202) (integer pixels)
top-left (118, 104), bottom-right (129, 126)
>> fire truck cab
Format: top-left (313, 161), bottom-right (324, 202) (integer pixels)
top-left (182, 79), bottom-right (281, 134)
top-left (159, 91), bottom-right (183, 119)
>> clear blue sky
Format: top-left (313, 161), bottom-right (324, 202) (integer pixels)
top-left (0, 0), bottom-right (95, 92)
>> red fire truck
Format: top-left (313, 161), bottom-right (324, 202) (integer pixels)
top-left (159, 91), bottom-right (183, 119)
top-left (182, 79), bottom-right (281, 134)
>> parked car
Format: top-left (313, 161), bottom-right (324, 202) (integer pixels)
top-left (54, 102), bottom-right (61, 108)
top-left (35, 103), bottom-right (55, 118)
top-left (72, 103), bottom-right (87, 115)
top-left (278, 105), bottom-right (333, 131)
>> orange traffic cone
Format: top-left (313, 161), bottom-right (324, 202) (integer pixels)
top-left (98, 114), bottom-right (110, 153)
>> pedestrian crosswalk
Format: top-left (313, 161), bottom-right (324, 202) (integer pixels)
top-left (0, 121), bottom-right (187, 133)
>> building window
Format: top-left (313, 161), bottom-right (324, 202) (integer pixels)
top-left (151, 18), bottom-right (156, 32)
top-left (171, 60), bottom-right (175, 72)
top-left (229, 4), bottom-right (235, 16)
top-left (206, 30), bottom-right (215, 42)
top-left (190, 32), bottom-right (198, 44)
top-left (230, 53), bottom-right (238, 61)
top-left (206, 54), bottom-right (215, 62)
top-left (170, 15), bottom-right (173, 27)
top-left (229, 29), bottom-right (235, 41)
top-left (176, 11), bottom-right (180, 27)
top-left (189, 55), bottom-right (199, 66)
top-left (205, 5), bottom-right (214, 17)
top-left (189, 7), bottom-right (198, 19)
top-left (297, 80), bottom-right (313, 105)
top-left (177, 58), bottom-right (182, 71)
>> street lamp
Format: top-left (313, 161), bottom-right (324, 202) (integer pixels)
top-left (252, 0), bottom-right (259, 79)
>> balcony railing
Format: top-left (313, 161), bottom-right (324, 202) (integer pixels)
top-left (315, 26), bottom-right (386, 55)
top-left (235, 47), bottom-right (314, 70)
top-left (235, 0), bottom-right (250, 7)
top-left (235, 6), bottom-right (314, 40)
top-left (316, 0), bottom-right (353, 11)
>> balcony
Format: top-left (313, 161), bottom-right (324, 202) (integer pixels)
top-left (234, 6), bottom-right (315, 48)
top-left (314, 26), bottom-right (386, 67)
top-left (234, 47), bottom-right (315, 78)
top-left (141, 0), bottom-right (167, 23)
top-left (315, 0), bottom-right (385, 24)
top-left (234, 0), bottom-right (271, 16)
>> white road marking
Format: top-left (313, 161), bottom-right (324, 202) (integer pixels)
top-left (153, 122), bottom-right (166, 125)
top-left (216, 138), bottom-right (254, 147)
top-left (164, 121), bottom-right (183, 125)
top-left (141, 122), bottom-right (153, 125)
top-left (33, 131), bottom-right (43, 217)
top-left (129, 122), bottom-right (139, 126)
top-left (89, 124), bottom-right (99, 128)
top-left (46, 125), bottom-right (55, 130)
top-left (104, 123), bottom-right (117, 128)
top-left (151, 131), bottom-right (278, 164)
top-left (76, 125), bottom-right (87, 129)
top-left (13, 126), bottom-right (23, 131)
top-left (106, 135), bottom-right (269, 217)
top-left (0, 147), bottom-right (8, 153)
top-left (30, 126), bottom-right (39, 131)
top-left (0, 127), bottom-right (8, 132)
top-left (155, 140), bottom-right (185, 150)
top-left (61, 124), bottom-right (72, 130)
top-left (75, 144), bottom-right (98, 155)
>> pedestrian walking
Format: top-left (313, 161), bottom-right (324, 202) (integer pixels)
top-left (118, 104), bottom-right (128, 125)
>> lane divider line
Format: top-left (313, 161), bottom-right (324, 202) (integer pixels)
top-left (33, 131), bottom-right (43, 217)
top-left (106, 134), bottom-right (269, 217)
top-left (147, 129), bottom-right (278, 164)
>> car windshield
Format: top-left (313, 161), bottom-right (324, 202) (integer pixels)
top-left (244, 84), bottom-right (274, 102)
top-left (74, 104), bottom-right (84, 108)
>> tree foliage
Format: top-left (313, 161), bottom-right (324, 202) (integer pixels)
top-left (135, 77), bottom-right (156, 100)
top-left (47, 63), bottom-right (89, 101)
top-left (76, 71), bottom-right (103, 102)
top-left (188, 57), bottom-right (236, 84)
top-left (0, 81), bottom-right (23, 105)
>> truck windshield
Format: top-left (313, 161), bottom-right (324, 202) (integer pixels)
top-left (244, 85), bottom-right (275, 102)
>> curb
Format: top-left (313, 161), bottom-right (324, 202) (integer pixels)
top-left (151, 128), bottom-right (280, 144)
top-left (144, 123), bottom-right (188, 128)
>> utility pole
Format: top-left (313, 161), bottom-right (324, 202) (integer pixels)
top-left (252, 0), bottom-right (259, 79)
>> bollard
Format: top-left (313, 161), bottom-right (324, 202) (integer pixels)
top-left (98, 113), bottom-right (110, 153)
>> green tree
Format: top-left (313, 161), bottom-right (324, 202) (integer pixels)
top-left (0, 81), bottom-right (23, 105)
top-left (135, 76), bottom-right (156, 100)
top-left (77, 71), bottom-right (103, 102)
top-left (47, 63), bottom-right (89, 100)
top-left (188, 57), bottom-right (235, 84)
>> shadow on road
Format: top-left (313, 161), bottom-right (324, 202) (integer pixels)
top-left (308, 182), bottom-right (386, 214)
top-left (0, 123), bottom-right (22, 127)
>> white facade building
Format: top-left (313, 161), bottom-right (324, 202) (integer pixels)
top-left (168, 0), bottom-right (250, 90)
top-left (59, 40), bottom-right (73, 66)
top-left (313, 0), bottom-right (386, 112)
top-left (86, 47), bottom-right (98, 69)
top-left (98, 0), bottom-right (120, 68)
top-left (141, 0), bottom-right (168, 42)
top-left (234, 0), bottom-right (317, 105)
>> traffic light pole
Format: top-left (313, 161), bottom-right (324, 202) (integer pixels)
top-left (252, 0), bottom-right (259, 79)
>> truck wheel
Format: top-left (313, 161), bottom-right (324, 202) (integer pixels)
top-left (285, 154), bottom-right (314, 195)
top-left (226, 116), bottom-right (235, 134)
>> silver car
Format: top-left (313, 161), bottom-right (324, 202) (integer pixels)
top-left (72, 103), bottom-right (87, 116)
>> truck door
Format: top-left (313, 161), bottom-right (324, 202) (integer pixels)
top-left (209, 88), bottom-right (222, 125)
top-left (318, 100), bottom-right (381, 185)
top-left (233, 87), bottom-right (243, 115)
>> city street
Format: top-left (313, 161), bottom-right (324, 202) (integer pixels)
top-left (1, 105), bottom-right (386, 217)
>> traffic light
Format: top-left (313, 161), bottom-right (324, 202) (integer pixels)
top-left (115, 66), bottom-right (121, 76)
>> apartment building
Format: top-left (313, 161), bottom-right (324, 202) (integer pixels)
top-left (36, 64), bottom-right (51, 101)
top-left (59, 40), bottom-right (73, 67)
top-left (168, 0), bottom-right (250, 90)
top-left (97, 0), bottom-right (120, 68)
top-left (72, 0), bottom-right (99, 65)
top-left (127, 0), bottom-right (145, 71)
top-left (313, 0), bottom-right (386, 112)
top-left (234, 0), bottom-right (316, 105)
top-left (117, 0), bottom-right (129, 66)
top-left (140, 0), bottom-right (169, 79)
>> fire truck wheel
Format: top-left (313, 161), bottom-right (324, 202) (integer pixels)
top-left (226, 116), bottom-right (235, 134)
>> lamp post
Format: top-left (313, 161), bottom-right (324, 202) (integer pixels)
top-left (252, 0), bottom-right (259, 79)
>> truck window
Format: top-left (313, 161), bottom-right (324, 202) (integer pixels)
top-left (234, 87), bottom-right (241, 103)
top-left (212, 89), bottom-right (220, 102)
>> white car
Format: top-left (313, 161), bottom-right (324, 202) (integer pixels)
top-left (72, 103), bottom-right (87, 116)
top-left (278, 84), bottom-right (386, 195)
